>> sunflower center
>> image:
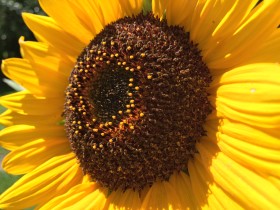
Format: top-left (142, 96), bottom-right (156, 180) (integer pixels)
top-left (64, 13), bottom-right (212, 191)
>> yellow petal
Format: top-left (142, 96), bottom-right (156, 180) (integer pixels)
top-left (141, 179), bottom-right (181, 210)
top-left (211, 63), bottom-right (280, 128)
top-left (19, 36), bottom-right (74, 77)
top-left (0, 124), bottom-right (66, 150)
top-left (22, 13), bottom-right (83, 62)
top-left (38, 0), bottom-right (143, 54)
top-left (82, 174), bottom-right (92, 184)
top-left (163, 1), bottom-right (276, 71)
top-left (0, 109), bottom-right (60, 127)
top-left (268, 176), bottom-right (280, 191)
top-left (188, 158), bottom-right (210, 208)
top-left (209, 1), bottom-right (258, 40)
top-left (216, 119), bottom-right (280, 178)
top-left (0, 153), bottom-right (83, 209)
top-left (197, 142), bottom-right (280, 209)
top-left (104, 188), bottom-right (141, 210)
top-left (68, 0), bottom-right (136, 36)
top-left (0, 90), bottom-right (63, 116)
top-left (97, 0), bottom-right (123, 26)
top-left (39, 0), bottom-right (94, 45)
top-left (2, 137), bottom-right (69, 174)
top-left (67, 0), bottom-right (104, 36)
top-left (247, 29), bottom-right (280, 63)
top-left (2, 58), bottom-right (68, 97)
top-left (191, 153), bottom-right (244, 210)
top-left (152, 0), bottom-right (168, 19)
top-left (119, 0), bottom-right (143, 16)
top-left (218, 134), bottom-right (280, 178)
top-left (184, 0), bottom-right (217, 39)
top-left (203, 1), bottom-right (280, 69)
top-left (191, 162), bottom-right (224, 210)
top-left (168, 172), bottom-right (196, 209)
top-left (40, 183), bottom-right (107, 210)
top-left (165, 0), bottom-right (196, 28)
top-left (181, 1), bottom-right (257, 50)
top-left (218, 119), bottom-right (280, 150)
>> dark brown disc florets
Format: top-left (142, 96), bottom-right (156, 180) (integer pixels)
top-left (64, 12), bottom-right (212, 191)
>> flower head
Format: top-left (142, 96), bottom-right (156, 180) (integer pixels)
top-left (1, 0), bottom-right (280, 209)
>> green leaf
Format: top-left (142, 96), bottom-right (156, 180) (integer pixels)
top-left (0, 171), bottom-right (21, 194)
top-left (143, 0), bottom-right (152, 14)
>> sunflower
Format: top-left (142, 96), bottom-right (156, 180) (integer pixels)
top-left (1, 0), bottom-right (280, 209)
